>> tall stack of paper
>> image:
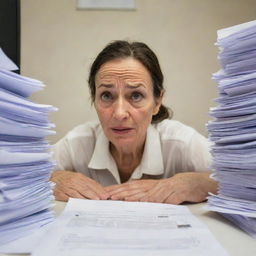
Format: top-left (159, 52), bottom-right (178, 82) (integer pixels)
top-left (207, 20), bottom-right (256, 237)
top-left (0, 49), bottom-right (56, 245)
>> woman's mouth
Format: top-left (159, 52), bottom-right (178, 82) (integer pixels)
top-left (111, 127), bottom-right (134, 134)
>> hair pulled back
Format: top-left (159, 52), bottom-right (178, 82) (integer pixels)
top-left (88, 40), bottom-right (172, 123)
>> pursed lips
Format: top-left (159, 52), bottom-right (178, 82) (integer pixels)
top-left (111, 127), bottom-right (134, 134)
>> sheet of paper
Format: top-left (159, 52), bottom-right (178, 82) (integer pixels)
top-left (0, 116), bottom-right (55, 138)
top-left (0, 149), bottom-right (51, 165)
top-left (32, 198), bottom-right (228, 256)
top-left (0, 88), bottom-right (57, 111)
top-left (0, 69), bottom-right (44, 97)
top-left (0, 48), bottom-right (19, 71)
top-left (217, 20), bottom-right (256, 40)
top-left (0, 217), bottom-right (53, 253)
top-left (221, 213), bottom-right (256, 238)
top-left (0, 100), bottom-right (51, 125)
top-left (207, 194), bottom-right (256, 218)
top-left (0, 210), bottom-right (53, 245)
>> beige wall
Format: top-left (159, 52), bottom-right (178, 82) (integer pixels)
top-left (21, 0), bottom-right (256, 143)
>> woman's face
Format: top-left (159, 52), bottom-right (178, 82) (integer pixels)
top-left (94, 57), bottom-right (162, 152)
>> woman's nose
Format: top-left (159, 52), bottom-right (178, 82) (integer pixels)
top-left (113, 98), bottom-right (129, 121)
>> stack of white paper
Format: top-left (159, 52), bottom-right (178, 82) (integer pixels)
top-left (207, 20), bottom-right (256, 237)
top-left (0, 49), bottom-right (56, 245)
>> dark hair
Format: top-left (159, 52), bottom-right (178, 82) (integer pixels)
top-left (88, 40), bottom-right (172, 123)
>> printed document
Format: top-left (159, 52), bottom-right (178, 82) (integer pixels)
top-left (32, 198), bottom-right (228, 256)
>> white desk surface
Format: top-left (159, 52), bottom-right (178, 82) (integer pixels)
top-left (1, 201), bottom-right (255, 256)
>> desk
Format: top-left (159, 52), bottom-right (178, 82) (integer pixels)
top-left (1, 201), bottom-right (255, 256)
top-left (188, 203), bottom-right (256, 255)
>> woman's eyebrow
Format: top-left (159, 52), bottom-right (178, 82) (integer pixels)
top-left (97, 83), bottom-right (146, 89)
top-left (97, 84), bottom-right (114, 88)
top-left (125, 83), bottom-right (146, 89)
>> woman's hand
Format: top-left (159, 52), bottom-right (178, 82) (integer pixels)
top-left (105, 179), bottom-right (159, 201)
top-left (140, 172), bottom-right (218, 204)
top-left (50, 170), bottom-right (110, 202)
top-left (105, 172), bottom-right (218, 204)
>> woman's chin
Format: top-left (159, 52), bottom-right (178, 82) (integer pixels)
top-left (111, 137), bottom-right (137, 149)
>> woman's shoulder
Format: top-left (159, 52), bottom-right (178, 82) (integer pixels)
top-left (154, 119), bottom-right (199, 142)
top-left (65, 121), bottom-right (102, 141)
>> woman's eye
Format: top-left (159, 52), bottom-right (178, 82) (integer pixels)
top-left (131, 92), bottom-right (143, 102)
top-left (101, 91), bottom-right (113, 101)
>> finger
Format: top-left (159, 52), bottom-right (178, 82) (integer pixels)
top-left (78, 187), bottom-right (101, 200)
top-left (153, 188), bottom-right (169, 203)
top-left (64, 184), bottom-right (101, 200)
top-left (164, 192), bottom-right (184, 205)
top-left (51, 171), bottom-right (105, 200)
top-left (55, 184), bottom-right (88, 199)
top-left (66, 189), bottom-right (87, 199)
top-left (110, 190), bottom-right (130, 200)
top-left (111, 188), bottom-right (145, 200)
top-left (108, 187), bottom-right (129, 197)
top-left (106, 184), bottom-right (136, 197)
top-left (105, 183), bottom-right (130, 194)
top-left (125, 192), bottom-right (148, 202)
top-left (105, 184), bottom-right (123, 192)
top-left (139, 185), bottom-right (161, 202)
top-left (140, 185), bottom-right (170, 203)
top-left (86, 180), bottom-right (110, 200)
top-left (68, 174), bottom-right (109, 200)
top-left (53, 187), bottom-right (70, 202)
top-left (58, 184), bottom-right (101, 201)
top-left (105, 180), bottom-right (144, 192)
top-left (151, 186), bottom-right (174, 203)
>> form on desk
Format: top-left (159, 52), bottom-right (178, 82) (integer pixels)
top-left (32, 198), bottom-right (228, 256)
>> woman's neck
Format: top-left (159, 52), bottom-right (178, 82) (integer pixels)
top-left (110, 143), bottom-right (144, 183)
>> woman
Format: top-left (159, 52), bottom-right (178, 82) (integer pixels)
top-left (51, 40), bottom-right (217, 204)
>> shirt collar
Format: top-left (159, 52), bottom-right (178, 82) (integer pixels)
top-left (88, 128), bottom-right (120, 183)
top-left (130, 124), bottom-right (164, 179)
top-left (88, 124), bottom-right (164, 183)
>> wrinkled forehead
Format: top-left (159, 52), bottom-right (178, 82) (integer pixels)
top-left (95, 58), bottom-right (152, 85)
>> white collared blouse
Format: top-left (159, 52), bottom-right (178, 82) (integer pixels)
top-left (53, 120), bottom-right (211, 186)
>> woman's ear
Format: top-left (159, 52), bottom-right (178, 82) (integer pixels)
top-left (153, 90), bottom-right (164, 115)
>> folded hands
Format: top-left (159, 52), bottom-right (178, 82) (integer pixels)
top-left (51, 171), bottom-right (218, 204)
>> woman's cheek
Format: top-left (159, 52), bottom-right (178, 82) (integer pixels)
top-left (97, 106), bottom-right (113, 122)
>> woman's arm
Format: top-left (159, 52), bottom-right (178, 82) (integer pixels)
top-left (140, 171), bottom-right (218, 204)
top-left (105, 172), bottom-right (218, 204)
top-left (51, 124), bottom-right (112, 201)
top-left (50, 170), bottom-right (110, 202)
